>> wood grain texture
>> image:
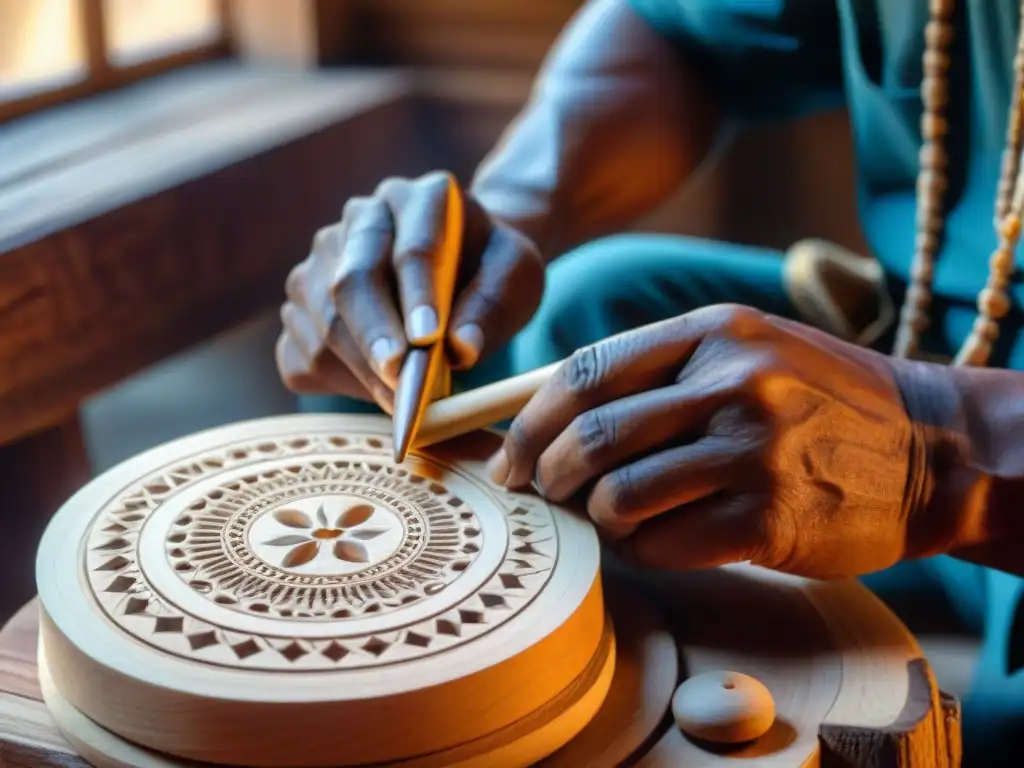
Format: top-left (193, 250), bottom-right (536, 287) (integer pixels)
top-left (0, 604), bottom-right (82, 765)
top-left (0, 66), bottom-right (423, 447)
top-left (623, 564), bottom-right (962, 767)
top-left (819, 660), bottom-right (962, 767)
top-left (0, 603), bottom-right (42, 702)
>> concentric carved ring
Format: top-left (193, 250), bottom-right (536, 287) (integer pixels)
top-left (83, 431), bottom-right (558, 672)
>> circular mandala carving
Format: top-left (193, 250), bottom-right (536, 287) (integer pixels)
top-left (166, 463), bottom-right (479, 621)
top-left (82, 431), bottom-right (558, 671)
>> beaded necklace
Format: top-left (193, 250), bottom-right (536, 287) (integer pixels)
top-left (892, 0), bottom-right (1024, 366)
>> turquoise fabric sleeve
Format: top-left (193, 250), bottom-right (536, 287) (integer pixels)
top-left (626, 0), bottom-right (847, 123)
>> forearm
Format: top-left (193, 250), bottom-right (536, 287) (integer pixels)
top-left (896, 360), bottom-right (1024, 576)
top-left (468, 0), bottom-right (721, 262)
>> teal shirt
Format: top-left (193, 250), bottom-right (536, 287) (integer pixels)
top-left (628, 0), bottom-right (1024, 368)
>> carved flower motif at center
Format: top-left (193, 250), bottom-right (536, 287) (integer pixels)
top-left (263, 501), bottom-right (392, 568)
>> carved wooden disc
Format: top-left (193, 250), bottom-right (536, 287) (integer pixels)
top-left (36, 415), bottom-right (607, 767)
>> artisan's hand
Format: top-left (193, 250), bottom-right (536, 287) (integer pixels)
top-left (489, 304), bottom-right (937, 580)
top-left (275, 171), bottom-right (545, 410)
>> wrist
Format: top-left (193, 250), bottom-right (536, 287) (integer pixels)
top-left (468, 180), bottom-right (560, 264)
top-left (887, 359), bottom-right (983, 558)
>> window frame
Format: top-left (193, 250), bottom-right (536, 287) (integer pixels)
top-left (0, 0), bottom-right (233, 123)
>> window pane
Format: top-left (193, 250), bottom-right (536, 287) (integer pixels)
top-left (103, 0), bottom-right (221, 65)
top-left (0, 0), bottom-right (86, 101)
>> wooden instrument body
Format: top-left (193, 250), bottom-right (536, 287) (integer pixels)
top-left (11, 413), bottom-right (961, 767)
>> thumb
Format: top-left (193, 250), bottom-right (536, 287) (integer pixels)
top-left (447, 223), bottom-right (545, 368)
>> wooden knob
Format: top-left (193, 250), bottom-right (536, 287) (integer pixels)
top-left (672, 670), bottom-right (775, 744)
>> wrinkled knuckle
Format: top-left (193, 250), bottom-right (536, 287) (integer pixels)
top-left (375, 177), bottom-right (401, 194)
top-left (420, 169), bottom-right (455, 194)
top-left (597, 466), bottom-right (639, 520)
top-left (332, 263), bottom-right (372, 296)
top-left (562, 344), bottom-right (610, 398)
top-left (310, 225), bottom-right (338, 254)
top-left (285, 261), bottom-right (307, 296)
top-left (574, 407), bottom-right (618, 459)
top-left (458, 288), bottom-right (505, 329)
top-left (392, 244), bottom-right (432, 270)
top-left (376, 177), bottom-right (410, 202)
top-left (503, 417), bottom-right (532, 463)
top-left (342, 196), bottom-right (370, 221)
top-left (714, 303), bottom-right (764, 337)
top-left (739, 350), bottom-right (783, 392)
top-left (347, 199), bottom-right (393, 239)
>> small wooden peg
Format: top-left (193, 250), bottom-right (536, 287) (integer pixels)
top-left (671, 670), bottom-right (776, 745)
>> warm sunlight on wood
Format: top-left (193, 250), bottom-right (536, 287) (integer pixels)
top-left (0, 0), bottom-right (86, 100)
top-left (103, 0), bottom-right (222, 65)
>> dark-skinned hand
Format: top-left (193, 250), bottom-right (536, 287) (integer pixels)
top-left (488, 303), bottom-right (945, 580)
top-left (276, 171), bottom-right (545, 411)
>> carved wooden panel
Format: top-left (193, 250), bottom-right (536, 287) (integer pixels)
top-left (36, 415), bottom-right (616, 766)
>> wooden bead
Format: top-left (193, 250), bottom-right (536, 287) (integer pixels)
top-left (919, 209), bottom-right (945, 234)
top-left (905, 284), bottom-right (932, 311)
top-left (916, 231), bottom-right (940, 253)
top-left (898, 303), bottom-right (930, 333)
top-left (917, 169), bottom-right (947, 197)
top-left (925, 20), bottom-right (954, 48)
top-left (925, 112), bottom-right (946, 140)
top-left (921, 76), bottom-right (949, 109)
top-left (911, 258), bottom-right (935, 283)
top-left (973, 316), bottom-right (1002, 341)
top-left (919, 142), bottom-right (948, 171)
top-left (978, 287), bottom-right (1011, 319)
top-left (1002, 214), bottom-right (1022, 240)
top-left (923, 50), bottom-right (950, 75)
top-left (918, 196), bottom-right (943, 220)
top-left (990, 247), bottom-right (1016, 276)
top-left (672, 670), bottom-right (775, 745)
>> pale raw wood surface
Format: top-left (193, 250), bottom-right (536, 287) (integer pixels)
top-left (33, 582), bottom-right (678, 768)
top-left (0, 583), bottom-right (674, 768)
top-left (35, 417), bottom-right (612, 766)
top-left (4, 563), bottom-right (960, 767)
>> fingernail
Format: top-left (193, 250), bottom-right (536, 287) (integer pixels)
top-left (450, 323), bottom-right (484, 368)
top-left (488, 449), bottom-right (510, 486)
top-left (370, 337), bottom-right (402, 384)
top-left (407, 305), bottom-right (439, 344)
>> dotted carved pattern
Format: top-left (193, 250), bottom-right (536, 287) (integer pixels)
top-left (174, 467), bottom-right (475, 621)
top-left (84, 433), bottom-right (558, 672)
